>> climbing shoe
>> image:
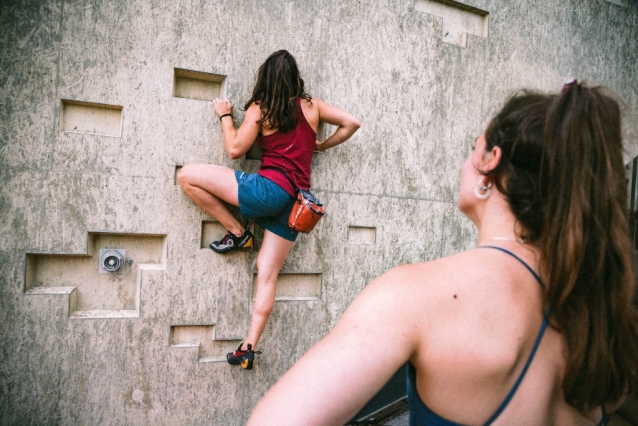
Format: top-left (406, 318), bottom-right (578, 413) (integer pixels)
top-left (227, 343), bottom-right (261, 370)
top-left (210, 229), bottom-right (253, 254)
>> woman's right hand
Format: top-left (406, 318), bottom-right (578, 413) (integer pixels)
top-left (213, 98), bottom-right (233, 118)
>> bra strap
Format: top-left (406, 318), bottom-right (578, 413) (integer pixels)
top-left (483, 307), bottom-right (551, 425)
top-left (477, 245), bottom-right (545, 290)
top-left (477, 245), bottom-right (551, 425)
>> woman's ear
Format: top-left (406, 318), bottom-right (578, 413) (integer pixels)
top-left (483, 145), bottom-right (502, 172)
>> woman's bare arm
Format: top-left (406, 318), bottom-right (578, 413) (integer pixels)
top-left (246, 266), bottom-right (418, 426)
top-left (314, 99), bottom-right (360, 151)
top-left (213, 99), bottom-right (262, 159)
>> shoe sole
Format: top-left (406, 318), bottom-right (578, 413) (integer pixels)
top-left (210, 244), bottom-right (234, 254)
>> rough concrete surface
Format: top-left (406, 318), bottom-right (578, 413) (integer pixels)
top-left (1, 0), bottom-right (637, 425)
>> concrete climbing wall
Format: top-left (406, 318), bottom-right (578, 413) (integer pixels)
top-left (1, 0), bottom-right (637, 424)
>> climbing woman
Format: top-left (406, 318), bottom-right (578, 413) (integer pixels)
top-left (177, 50), bottom-right (360, 370)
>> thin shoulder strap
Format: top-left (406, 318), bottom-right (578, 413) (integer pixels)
top-left (483, 308), bottom-right (551, 425)
top-left (598, 405), bottom-right (611, 426)
top-left (477, 245), bottom-right (545, 290)
top-left (477, 245), bottom-right (552, 426)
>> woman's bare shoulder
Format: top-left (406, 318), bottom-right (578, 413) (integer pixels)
top-left (246, 101), bottom-right (262, 113)
top-left (244, 102), bottom-right (264, 122)
top-left (300, 97), bottom-right (319, 113)
top-left (366, 250), bottom-right (479, 301)
top-left (380, 250), bottom-right (479, 280)
top-left (298, 98), bottom-right (320, 131)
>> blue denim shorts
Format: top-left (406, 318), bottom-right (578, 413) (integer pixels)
top-left (235, 170), bottom-right (298, 242)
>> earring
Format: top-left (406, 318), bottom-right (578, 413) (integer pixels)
top-left (473, 178), bottom-right (492, 200)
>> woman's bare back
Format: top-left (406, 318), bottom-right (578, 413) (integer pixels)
top-left (406, 248), bottom-right (602, 425)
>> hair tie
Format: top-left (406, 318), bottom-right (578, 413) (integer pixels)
top-left (562, 78), bottom-right (578, 92)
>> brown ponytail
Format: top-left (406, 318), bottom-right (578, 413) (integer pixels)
top-left (485, 84), bottom-right (638, 411)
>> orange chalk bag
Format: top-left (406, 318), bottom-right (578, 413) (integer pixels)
top-left (288, 189), bottom-right (324, 233)
top-left (261, 166), bottom-right (325, 233)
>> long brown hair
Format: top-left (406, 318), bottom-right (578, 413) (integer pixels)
top-left (244, 50), bottom-right (312, 133)
top-left (484, 83), bottom-right (638, 411)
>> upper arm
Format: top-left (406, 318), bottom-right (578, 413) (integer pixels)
top-left (315, 99), bottom-right (360, 129)
top-left (228, 103), bottom-right (262, 158)
top-left (247, 267), bottom-right (418, 426)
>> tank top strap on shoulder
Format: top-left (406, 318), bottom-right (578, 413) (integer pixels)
top-left (598, 405), bottom-right (611, 426)
top-left (476, 245), bottom-right (551, 424)
top-left (477, 245), bottom-right (545, 290)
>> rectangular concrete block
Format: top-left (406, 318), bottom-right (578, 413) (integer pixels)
top-left (59, 99), bottom-right (123, 137)
top-left (415, 0), bottom-right (488, 47)
top-left (348, 226), bottom-right (377, 244)
top-left (253, 272), bottom-right (322, 301)
top-left (173, 68), bottom-right (226, 102)
top-left (606, 0), bottom-right (628, 6)
top-left (170, 324), bottom-right (241, 362)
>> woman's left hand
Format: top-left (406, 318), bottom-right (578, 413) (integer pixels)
top-left (216, 101), bottom-right (262, 160)
top-left (213, 98), bottom-right (233, 117)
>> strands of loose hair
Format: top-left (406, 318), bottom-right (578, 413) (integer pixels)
top-left (244, 50), bottom-right (312, 133)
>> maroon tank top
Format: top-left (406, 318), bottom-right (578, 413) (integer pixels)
top-left (257, 98), bottom-right (317, 197)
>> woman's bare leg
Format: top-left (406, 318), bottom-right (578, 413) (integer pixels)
top-left (243, 230), bottom-right (295, 349)
top-left (177, 163), bottom-right (245, 236)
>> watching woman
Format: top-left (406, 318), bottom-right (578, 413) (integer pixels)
top-left (247, 81), bottom-right (638, 424)
top-left (178, 50), bottom-right (360, 370)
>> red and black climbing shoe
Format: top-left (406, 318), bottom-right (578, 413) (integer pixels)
top-left (227, 343), bottom-right (261, 370)
top-left (210, 229), bottom-right (254, 254)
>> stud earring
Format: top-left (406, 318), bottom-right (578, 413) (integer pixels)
top-left (473, 178), bottom-right (492, 200)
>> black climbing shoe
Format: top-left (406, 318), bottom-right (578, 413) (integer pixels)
top-left (227, 343), bottom-right (261, 370)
